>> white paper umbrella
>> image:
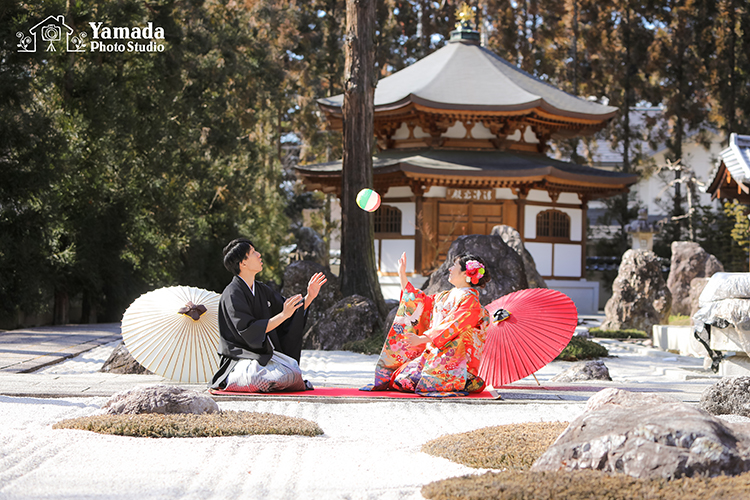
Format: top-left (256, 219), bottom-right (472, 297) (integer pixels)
top-left (121, 286), bottom-right (221, 383)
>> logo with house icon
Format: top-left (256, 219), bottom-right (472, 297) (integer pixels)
top-left (16, 15), bottom-right (87, 53)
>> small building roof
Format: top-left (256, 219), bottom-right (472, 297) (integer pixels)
top-left (296, 149), bottom-right (637, 199)
top-left (706, 133), bottom-right (750, 203)
top-left (318, 40), bottom-right (617, 124)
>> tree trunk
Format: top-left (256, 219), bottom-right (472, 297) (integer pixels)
top-left (53, 289), bottom-right (69, 325)
top-left (340, 0), bottom-right (387, 319)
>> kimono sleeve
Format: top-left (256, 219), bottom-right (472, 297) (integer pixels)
top-left (426, 293), bottom-right (483, 350)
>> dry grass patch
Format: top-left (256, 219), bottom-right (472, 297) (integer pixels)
top-left (421, 422), bottom-right (569, 471)
top-left (422, 470), bottom-right (750, 500)
top-left (53, 411), bottom-right (323, 438)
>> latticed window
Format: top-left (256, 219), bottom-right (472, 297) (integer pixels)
top-left (537, 210), bottom-right (570, 239)
top-left (374, 205), bottom-right (402, 234)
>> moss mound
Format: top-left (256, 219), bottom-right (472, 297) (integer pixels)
top-left (343, 333), bottom-right (386, 355)
top-left (422, 470), bottom-right (750, 500)
top-left (422, 422), bottom-right (569, 471)
top-left (556, 336), bottom-right (609, 361)
top-left (669, 314), bottom-right (691, 326)
top-left (589, 327), bottom-right (648, 339)
top-left (53, 410), bottom-right (323, 438)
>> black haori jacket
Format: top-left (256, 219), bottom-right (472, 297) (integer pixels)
top-left (210, 276), bottom-right (306, 389)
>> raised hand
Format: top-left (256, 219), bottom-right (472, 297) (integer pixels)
top-left (398, 252), bottom-right (408, 290)
top-left (304, 272), bottom-right (327, 309)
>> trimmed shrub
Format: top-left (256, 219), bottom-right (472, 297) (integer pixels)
top-left (589, 327), bottom-right (648, 339)
top-left (556, 336), bottom-right (609, 361)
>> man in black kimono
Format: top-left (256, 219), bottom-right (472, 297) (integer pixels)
top-left (210, 238), bottom-right (327, 391)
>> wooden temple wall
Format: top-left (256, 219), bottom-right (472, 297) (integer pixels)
top-left (373, 186), bottom-right (586, 301)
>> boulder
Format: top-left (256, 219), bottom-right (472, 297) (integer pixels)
top-left (700, 377), bottom-right (750, 418)
top-left (303, 295), bottom-right (379, 350)
top-left (100, 341), bottom-right (152, 375)
top-left (667, 241), bottom-right (724, 315)
top-left (491, 225), bottom-right (547, 289)
top-left (532, 388), bottom-right (750, 479)
top-left (281, 260), bottom-right (342, 334)
top-left (550, 360), bottom-right (611, 382)
top-left (292, 226), bottom-right (328, 267)
top-left (600, 249), bottom-right (671, 333)
top-left (102, 385), bottom-right (219, 415)
top-left (422, 234), bottom-right (528, 306)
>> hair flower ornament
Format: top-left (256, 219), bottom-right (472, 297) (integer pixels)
top-left (465, 260), bottom-right (485, 285)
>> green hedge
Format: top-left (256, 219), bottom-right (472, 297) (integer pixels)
top-left (589, 327), bottom-right (648, 339)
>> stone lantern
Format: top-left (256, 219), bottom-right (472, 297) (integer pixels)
top-left (625, 208), bottom-right (658, 251)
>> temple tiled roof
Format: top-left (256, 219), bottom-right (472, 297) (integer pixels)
top-left (318, 40), bottom-right (617, 122)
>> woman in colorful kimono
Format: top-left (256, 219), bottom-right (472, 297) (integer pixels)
top-left (362, 252), bottom-right (491, 397)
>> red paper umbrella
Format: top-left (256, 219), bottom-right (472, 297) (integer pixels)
top-left (478, 288), bottom-right (578, 387)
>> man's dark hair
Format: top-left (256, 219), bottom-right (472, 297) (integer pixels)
top-left (455, 254), bottom-right (491, 287)
top-left (223, 238), bottom-right (255, 276)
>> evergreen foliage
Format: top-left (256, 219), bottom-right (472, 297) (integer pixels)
top-left (5, 1), bottom-right (750, 325)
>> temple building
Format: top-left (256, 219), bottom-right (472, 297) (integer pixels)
top-left (706, 133), bottom-right (750, 205)
top-left (295, 6), bottom-right (637, 313)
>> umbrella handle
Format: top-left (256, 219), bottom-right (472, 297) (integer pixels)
top-left (532, 373), bottom-right (540, 386)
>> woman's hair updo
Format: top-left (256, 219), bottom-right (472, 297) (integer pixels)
top-left (455, 254), bottom-right (491, 287)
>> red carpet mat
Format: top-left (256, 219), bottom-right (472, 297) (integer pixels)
top-left (209, 387), bottom-right (501, 399)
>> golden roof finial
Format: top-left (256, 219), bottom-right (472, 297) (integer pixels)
top-left (455, 2), bottom-right (476, 29)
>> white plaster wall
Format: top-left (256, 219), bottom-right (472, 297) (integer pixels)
top-left (553, 244), bottom-right (582, 277)
top-left (379, 239), bottom-right (415, 273)
top-left (505, 125), bottom-right (539, 143)
top-left (379, 274), bottom-right (427, 301)
top-left (525, 242), bottom-right (552, 276)
top-left (496, 188), bottom-right (515, 200)
top-left (527, 190), bottom-right (552, 202)
top-left (424, 186), bottom-right (448, 198)
top-left (384, 186), bottom-right (413, 198)
top-left (444, 121), bottom-right (468, 139)
top-left (392, 122), bottom-right (410, 140)
top-left (525, 205), bottom-right (582, 241)
top-left (558, 193), bottom-right (580, 204)
top-left (413, 126), bottom-right (430, 139)
top-left (524, 125), bottom-right (540, 143)
top-left (382, 202), bottom-right (416, 236)
top-left (471, 122), bottom-right (496, 139)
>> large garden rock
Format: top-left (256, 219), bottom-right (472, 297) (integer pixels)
top-left (600, 249), bottom-right (671, 333)
top-left (292, 226), bottom-right (328, 267)
top-left (281, 260), bottom-right (342, 334)
top-left (491, 225), bottom-right (547, 289)
top-left (303, 295), bottom-right (379, 350)
top-left (700, 377), bottom-right (750, 418)
top-left (532, 388), bottom-right (750, 479)
top-left (422, 234), bottom-right (528, 306)
top-left (100, 341), bottom-right (152, 375)
top-left (102, 385), bottom-right (219, 415)
top-left (690, 277), bottom-right (710, 318)
top-left (667, 241), bottom-right (724, 315)
top-left (550, 360), bottom-right (611, 382)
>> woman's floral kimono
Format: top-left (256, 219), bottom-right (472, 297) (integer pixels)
top-left (362, 282), bottom-right (490, 397)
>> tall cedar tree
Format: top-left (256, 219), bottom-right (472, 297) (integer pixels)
top-left (340, 0), bottom-right (387, 318)
top-left (648, 0), bottom-right (713, 244)
top-left (709, 0), bottom-right (750, 142)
